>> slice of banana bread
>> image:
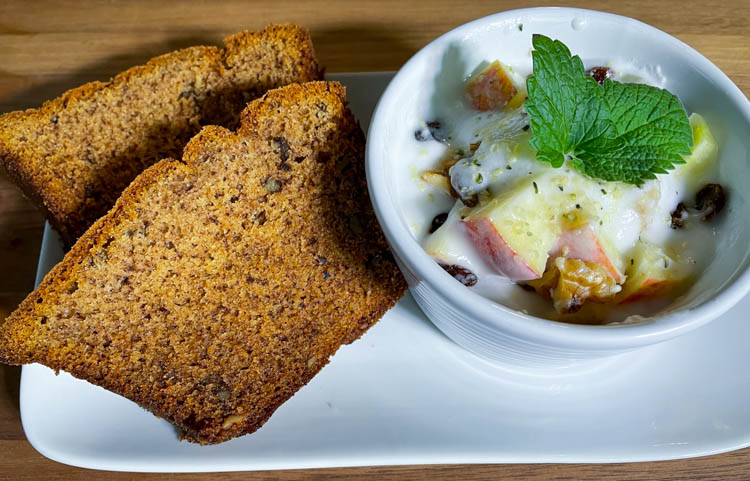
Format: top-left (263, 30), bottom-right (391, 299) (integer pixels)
top-left (0, 81), bottom-right (406, 444)
top-left (0, 24), bottom-right (322, 245)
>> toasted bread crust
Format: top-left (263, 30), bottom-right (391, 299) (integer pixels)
top-left (0, 81), bottom-right (406, 444)
top-left (0, 24), bottom-right (322, 245)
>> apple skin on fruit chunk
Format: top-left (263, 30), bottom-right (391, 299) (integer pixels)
top-left (618, 241), bottom-right (686, 303)
top-left (463, 217), bottom-right (541, 281)
top-left (467, 61), bottom-right (527, 111)
top-left (462, 178), bottom-right (560, 281)
top-left (550, 224), bottom-right (624, 282)
top-left (460, 171), bottom-right (629, 284)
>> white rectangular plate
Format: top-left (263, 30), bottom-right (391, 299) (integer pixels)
top-left (20, 73), bottom-right (750, 472)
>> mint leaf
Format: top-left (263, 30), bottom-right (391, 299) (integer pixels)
top-left (524, 34), bottom-right (693, 184)
top-left (525, 35), bottom-right (609, 168)
top-left (576, 82), bottom-right (693, 183)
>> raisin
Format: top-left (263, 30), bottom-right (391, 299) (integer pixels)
top-left (415, 121), bottom-right (445, 142)
top-left (273, 136), bottom-right (290, 162)
top-left (429, 213), bottom-right (448, 233)
top-left (426, 121), bottom-right (446, 142)
top-left (670, 201), bottom-right (688, 229)
top-left (448, 183), bottom-right (460, 199)
top-left (695, 184), bottom-right (726, 222)
top-left (439, 263), bottom-right (478, 286)
top-left (462, 195), bottom-right (479, 208)
top-left (586, 66), bottom-right (614, 85)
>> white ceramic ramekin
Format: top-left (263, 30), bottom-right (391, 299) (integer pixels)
top-left (366, 8), bottom-right (750, 370)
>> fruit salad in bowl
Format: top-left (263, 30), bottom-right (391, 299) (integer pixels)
top-left (366, 8), bottom-right (750, 367)
top-left (418, 35), bottom-right (727, 324)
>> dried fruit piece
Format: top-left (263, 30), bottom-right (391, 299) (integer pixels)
top-left (429, 213), bottom-right (449, 234)
top-left (414, 120), bottom-right (446, 142)
top-left (439, 263), bottom-right (478, 286)
top-left (695, 183), bottom-right (726, 222)
top-left (273, 136), bottom-right (291, 162)
top-left (426, 121), bottom-right (446, 142)
top-left (461, 194), bottom-right (478, 207)
top-left (586, 66), bottom-right (614, 85)
top-left (670, 202), bottom-right (688, 229)
top-left (528, 257), bottom-right (620, 314)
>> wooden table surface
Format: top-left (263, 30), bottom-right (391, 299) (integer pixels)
top-left (1, 0), bottom-right (749, 479)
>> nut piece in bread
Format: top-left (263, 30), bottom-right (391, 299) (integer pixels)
top-left (0, 81), bottom-right (406, 444)
top-left (0, 24), bottom-right (323, 245)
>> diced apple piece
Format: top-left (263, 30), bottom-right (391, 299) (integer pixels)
top-left (550, 224), bottom-right (624, 282)
top-left (675, 113), bottom-right (719, 192)
top-left (463, 177), bottom-right (561, 280)
top-left (618, 241), bottom-right (685, 303)
top-left (463, 217), bottom-right (539, 280)
top-left (467, 61), bottom-right (527, 111)
top-left (621, 278), bottom-right (675, 303)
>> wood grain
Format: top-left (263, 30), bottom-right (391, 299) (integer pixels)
top-left (0, 0), bottom-right (748, 478)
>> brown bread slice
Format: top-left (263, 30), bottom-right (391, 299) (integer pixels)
top-left (0, 24), bottom-right (322, 245)
top-left (0, 81), bottom-right (406, 444)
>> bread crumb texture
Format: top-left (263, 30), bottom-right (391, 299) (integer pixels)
top-left (0, 24), bottom-right (322, 244)
top-left (0, 81), bottom-right (406, 444)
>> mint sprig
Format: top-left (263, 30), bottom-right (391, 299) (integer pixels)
top-left (524, 35), bottom-right (693, 185)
